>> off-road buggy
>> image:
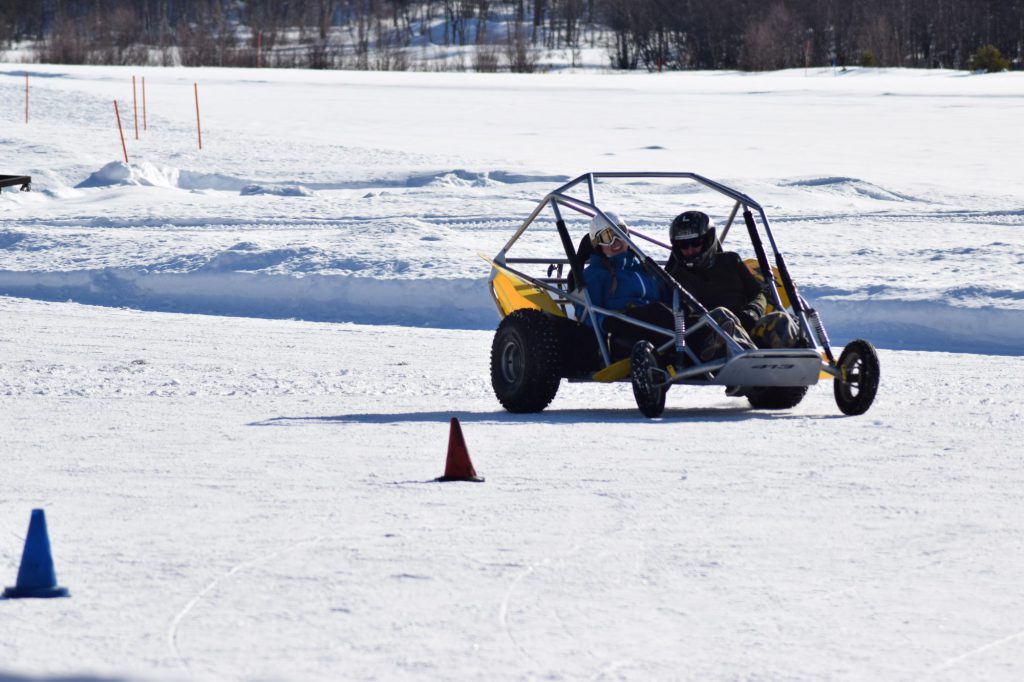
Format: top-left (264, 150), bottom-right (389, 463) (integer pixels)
top-left (484, 172), bottom-right (879, 418)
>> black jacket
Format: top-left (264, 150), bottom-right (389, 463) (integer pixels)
top-left (666, 251), bottom-right (767, 328)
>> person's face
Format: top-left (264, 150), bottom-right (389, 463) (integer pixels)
top-left (596, 226), bottom-right (628, 256)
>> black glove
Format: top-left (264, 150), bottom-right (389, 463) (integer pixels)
top-left (738, 306), bottom-right (761, 331)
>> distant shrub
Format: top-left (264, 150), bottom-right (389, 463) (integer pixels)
top-left (860, 50), bottom-right (877, 68)
top-left (504, 27), bottom-right (540, 73)
top-left (473, 46), bottom-right (500, 73)
top-left (968, 44), bottom-right (1009, 73)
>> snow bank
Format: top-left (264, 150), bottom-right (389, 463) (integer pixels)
top-left (0, 266), bottom-right (1021, 353)
top-left (239, 184), bottom-right (315, 197)
top-left (0, 268), bottom-right (496, 329)
top-left (808, 295), bottom-right (1024, 355)
top-left (403, 169), bottom-right (570, 187)
top-left (72, 163), bottom-right (563, 194)
top-left (76, 161), bottom-right (250, 191)
top-left (780, 176), bottom-right (924, 203)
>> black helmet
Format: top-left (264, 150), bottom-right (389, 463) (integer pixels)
top-left (670, 211), bottom-right (716, 268)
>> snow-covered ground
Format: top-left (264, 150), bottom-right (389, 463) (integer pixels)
top-left (1, 65), bottom-right (1023, 680)
top-left (2, 65), bottom-right (1022, 350)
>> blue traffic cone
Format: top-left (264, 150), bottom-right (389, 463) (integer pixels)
top-left (2, 509), bottom-right (70, 599)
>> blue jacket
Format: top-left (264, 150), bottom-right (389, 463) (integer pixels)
top-left (577, 251), bottom-right (666, 330)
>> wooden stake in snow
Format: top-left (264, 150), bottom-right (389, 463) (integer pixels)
top-left (24, 72), bottom-right (28, 124)
top-left (132, 75), bottom-right (139, 140)
top-left (194, 82), bottom-right (203, 150)
top-left (257, 31), bottom-right (262, 68)
top-left (114, 100), bottom-right (129, 163)
top-left (142, 76), bottom-right (147, 131)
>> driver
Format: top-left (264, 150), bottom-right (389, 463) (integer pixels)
top-left (666, 210), bottom-right (800, 352)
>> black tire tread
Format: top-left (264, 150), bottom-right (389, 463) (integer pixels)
top-left (490, 309), bottom-right (563, 413)
top-left (746, 385), bottom-right (808, 410)
top-left (630, 341), bottom-right (667, 418)
top-left (834, 339), bottom-right (880, 416)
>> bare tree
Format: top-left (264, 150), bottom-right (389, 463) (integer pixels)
top-left (742, 3), bottom-right (801, 70)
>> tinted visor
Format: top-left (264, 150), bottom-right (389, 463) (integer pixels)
top-left (673, 234), bottom-right (703, 250)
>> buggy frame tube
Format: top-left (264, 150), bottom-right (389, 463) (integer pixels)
top-left (718, 200), bottom-right (742, 245)
top-left (743, 209), bottom-right (786, 312)
top-left (552, 172), bottom-right (764, 214)
top-left (498, 194), bottom-right (554, 256)
top-left (551, 201), bottom-right (613, 366)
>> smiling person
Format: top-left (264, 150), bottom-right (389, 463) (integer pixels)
top-left (576, 211), bottom-right (676, 354)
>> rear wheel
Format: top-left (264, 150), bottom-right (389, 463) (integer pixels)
top-left (834, 339), bottom-right (880, 416)
top-left (490, 309), bottom-right (562, 413)
top-left (746, 385), bottom-right (808, 410)
top-left (630, 341), bottom-right (667, 418)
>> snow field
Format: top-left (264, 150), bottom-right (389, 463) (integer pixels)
top-left (1, 62), bottom-right (1023, 680)
top-left (2, 66), bottom-right (1023, 354)
top-left (2, 297), bottom-right (1024, 680)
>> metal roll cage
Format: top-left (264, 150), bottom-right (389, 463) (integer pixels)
top-left (488, 172), bottom-right (840, 382)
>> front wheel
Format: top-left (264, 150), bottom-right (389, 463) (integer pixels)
top-left (490, 309), bottom-right (563, 413)
top-left (834, 339), bottom-right (880, 416)
top-left (630, 341), bottom-right (667, 418)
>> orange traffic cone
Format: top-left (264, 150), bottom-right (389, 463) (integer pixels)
top-left (436, 417), bottom-right (484, 482)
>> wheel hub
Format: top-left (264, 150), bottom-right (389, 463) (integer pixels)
top-left (500, 341), bottom-right (522, 384)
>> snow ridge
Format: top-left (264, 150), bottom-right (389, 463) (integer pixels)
top-left (72, 162), bottom-right (568, 194)
top-left (0, 268), bottom-right (1020, 354)
top-left (0, 268), bottom-right (495, 329)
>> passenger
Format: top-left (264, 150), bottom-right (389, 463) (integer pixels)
top-left (666, 210), bottom-right (800, 354)
top-left (576, 211), bottom-right (676, 355)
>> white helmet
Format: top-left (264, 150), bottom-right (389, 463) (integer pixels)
top-left (589, 210), bottom-right (627, 246)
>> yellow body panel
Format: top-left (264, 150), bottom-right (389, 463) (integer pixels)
top-left (743, 258), bottom-right (791, 311)
top-left (592, 358), bottom-right (630, 382)
top-left (821, 352), bottom-right (835, 381)
top-left (484, 255), bottom-right (565, 318)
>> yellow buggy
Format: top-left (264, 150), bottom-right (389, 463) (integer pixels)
top-left (485, 172), bottom-right (879, 418)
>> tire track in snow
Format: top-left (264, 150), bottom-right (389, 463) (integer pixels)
top-left (497, 491), bottom-right (669, 676)
top-left (498, 563), bottom-right (538, 663)
top-left (928, 628), bottom-right (1024, 676)
top-left (167, 536), bottom-right (326, 678)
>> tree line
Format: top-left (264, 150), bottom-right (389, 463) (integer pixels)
top-left (1, 0), bottom-right (1020, 71)
top-left (604, 0), bottom-right (1023, 71)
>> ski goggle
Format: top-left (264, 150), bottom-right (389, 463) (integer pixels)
top-left (593, 227), bottom-right (627, 246)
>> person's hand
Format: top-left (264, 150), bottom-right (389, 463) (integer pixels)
top-left (738, 306), bottom-right (760, 331)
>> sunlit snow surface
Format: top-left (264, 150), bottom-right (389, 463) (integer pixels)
top-left (1, 65), bottom-right (1023, 681)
